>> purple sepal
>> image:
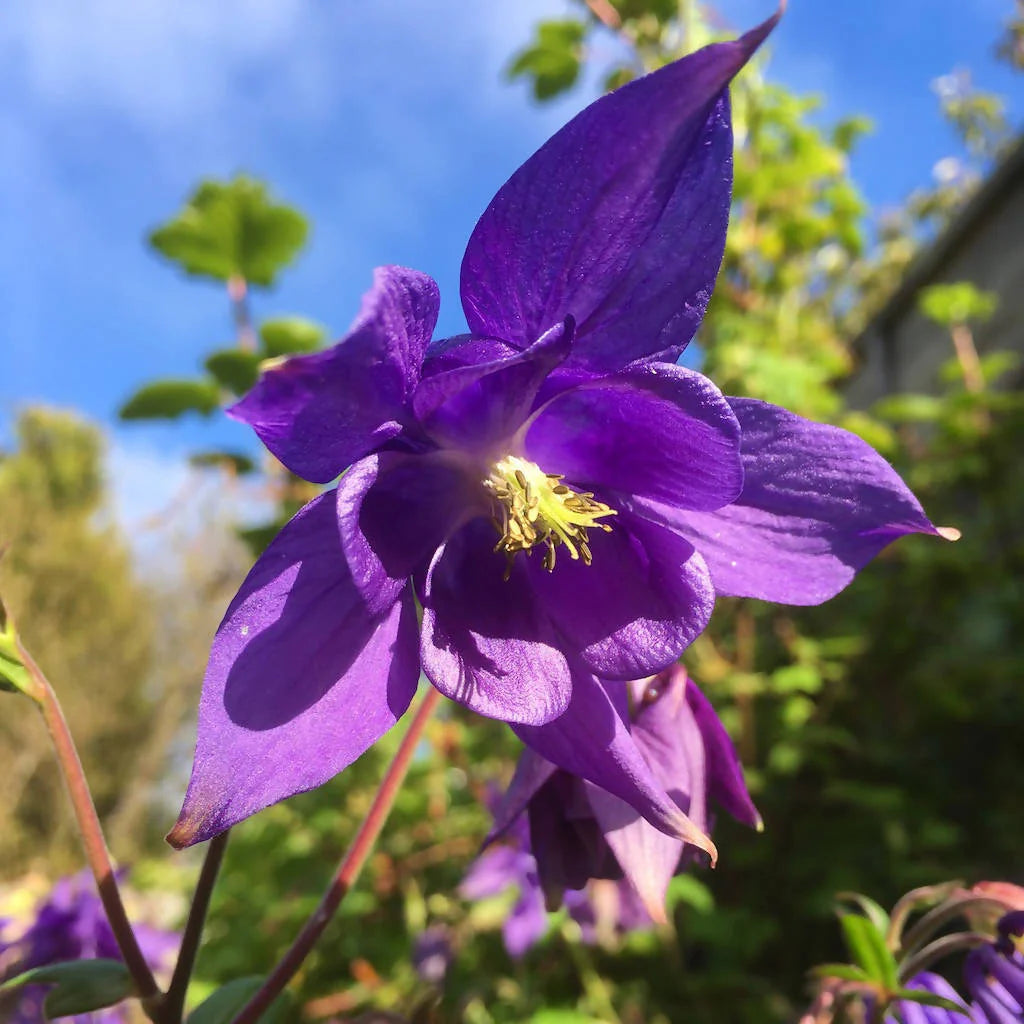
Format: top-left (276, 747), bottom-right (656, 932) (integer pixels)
top-left (230, 266), bottom-right (439, 483)
top-left (460, 15), bottom-right (779, 373)
top-left (660, 398), bottom-right (946, 605)
top-left (168, 492), bottom-right (420, 847)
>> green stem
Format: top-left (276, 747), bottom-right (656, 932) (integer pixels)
top-left (18, 641), bottom-right (160, 1001)
top-left (161, 831), bottom-right (231, 1023)
top-left (228, 687), bottom-right (443, 1024)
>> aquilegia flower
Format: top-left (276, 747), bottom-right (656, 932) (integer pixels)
top-left (485, 664), bottom-right (759, 919)
top-left (0, 872), bottom-right (176, 1024)
top-left (169, 9), bottom-right (947, 851)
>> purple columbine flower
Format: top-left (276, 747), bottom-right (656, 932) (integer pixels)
top-left (0, 872), bottom-right (176, 1024)
top-left (169, 9), bottom-right (948, 852)
top-left (963, 913), bottom-right (1024, 1023)
top-left (485, 664), bottom-right (759, 920)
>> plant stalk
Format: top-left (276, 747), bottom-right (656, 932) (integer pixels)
top-left (18, 641), bottom-right (160, 1001)
top-left (229, 686), bottom-right (442, 1024)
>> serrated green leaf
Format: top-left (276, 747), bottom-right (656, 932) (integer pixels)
top-left (874, 393), bottom-right (944, 424)
top-left (204, 350), bottom-right (261, 395)
top-left (186, 977), bottom-right (291, 1024)
top-left (119, 379), bottom-right (222, 421)
top-left (508, 20), bottom-right (585, 101)
top-left (0, 959), bottom-right (133, 1018)
top-left (259, 317), bottom-right (326, 357)
top-left (188, 450), bottom-right (257, 475)
top-left (809, 963), bottom-right (872, 982)
top-left (149, 176), bottom-right (308, 287)
top-left (918, 282), bottom-right (997, 327)
top-left (840, 914), bottom-right (898, 989)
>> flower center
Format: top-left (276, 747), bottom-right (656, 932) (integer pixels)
top-left (483, 454), bottom-right (616, 576)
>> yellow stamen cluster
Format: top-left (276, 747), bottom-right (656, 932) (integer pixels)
top-left (483, 454), bottom-right (616, 577)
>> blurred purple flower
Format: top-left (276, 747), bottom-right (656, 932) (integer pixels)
top-left (963, 912), bottom-right (1024, 1023)
top-left (484, 664), bottom-right (758, 920)
top-left (412, 926), bottom-right (453, 985)
top-left (0, 872), bottom-right (176, 1024)
top-left (169, 7), bottom-right (946, 853)
top-left (887, 973), bottom-right (975, 1024)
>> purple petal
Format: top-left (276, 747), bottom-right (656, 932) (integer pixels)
top-left (420, 519), bottom-right (573, 725)
top-left (168, 492), bottom-right (420, 847)
top-left (528, 774), bottom-right (616, 900)
top-left (230, 266), bottom-right (438, 483)
top-left (524, 362), bottom-right (742, 512)
top-left (460, 17), bottom-right (778, 373)
top-left (486, 749), bottom-right (557, 844)
top-left (413, 320), bottom-right (571, 452)
top-left (460, 845), bottom-right (529, 900)
top-left (661, 398), bottom-right (946, 605)
top-left (584, 786), bottom-right (681, 924)
top-left (896, 973), bottom-right (974, 1024)
top-left (503, 881), bottom-right (549, 958)
top-left (528, 511), bottom-right (714, 680)
top-left (338, 451), bottom-right (477, 614)
top-left (514, 670), bottom-right (717, 862)
top-left (684, 675), bottom-right (762, 829)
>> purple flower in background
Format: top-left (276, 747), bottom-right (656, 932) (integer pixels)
top-left (963, 912), bottom-right (1024, 1023)
top-left (0, 872), bottom-right (176, 1024)
top-left (169, 7), bottom-right (947, 852)
top-left (412, 926), bottom-right (453, 985)
top-left (887, 973), bottom-right (975, 1024)
top-left (486, 664), bottom-right (759, 919)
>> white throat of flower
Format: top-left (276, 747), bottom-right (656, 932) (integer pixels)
top-left (483, 454), bottom-right (616, 576)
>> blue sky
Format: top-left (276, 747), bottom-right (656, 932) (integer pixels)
top-left (1, 0), bottom-right (1020, 523)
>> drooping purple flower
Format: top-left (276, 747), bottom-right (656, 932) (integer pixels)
top-left (460, 788), bottom-right (652, 956)
top-left (487, 664), bottom-right (759, 920)
top-left (0, 872), bottom-right (176, 1024)
top-left (411, 926), bottom-right (453, 985)
top-left (169, 8), bottom-right (947, 852)
top-left (886, 973), bottom-right (975, 1024)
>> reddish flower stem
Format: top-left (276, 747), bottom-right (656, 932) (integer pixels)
top-left (18, 641), bottom-right (160, 1001)
top-left (161, 830), bottom-right (231, 1023)
top-left (229, 686), bottom-right (443, 1024)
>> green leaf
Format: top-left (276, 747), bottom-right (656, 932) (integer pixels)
top-left (149, 176), bottom-right (308, 287)
top-left (119, 379), bottom-right (222, 421)
top-left (258, 316), bottom-right (326, 357)
top-left (894, 988), bottom-right (971, 1013)
top-left (508, 20), bottom-right (586, 101)
top-left (0, 959), bottom-right (133, 1018)
top-left (204, 349), bottom-right (262, 395)
top-left (840, 914), bottom-right (899, 989)
top-left (188, 450), bottom-right (257, 475)
top-left (837, 892), bottom-right (891, 936)
top-left (186, 977), bottom-right (292, 1024)
top-left (918, 282), bottom-right (998, 327)
top-left (873, 393), bottom-right (944, 424)
top-left (528, 1012), bottom-right (603, 1024)
top-left (809, 963), bottom-right (872, 982)
top-left (665, 874), bottom-right (715, 915)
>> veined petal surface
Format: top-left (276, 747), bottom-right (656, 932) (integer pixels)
top-left (524, 362), bottom-right (742, 512)
top-left (420, 520), bottom-right (573, 726)
top-left (168, 492), bottom-right (420, 847)
top-left (664, 398), bottom-right (944, 604)
top-left (230, 266), bottom-right (439, 483)
top-left (461, 16), bottom-right (779, 373)
top-left (528, 511), bottom-right (715, 680)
